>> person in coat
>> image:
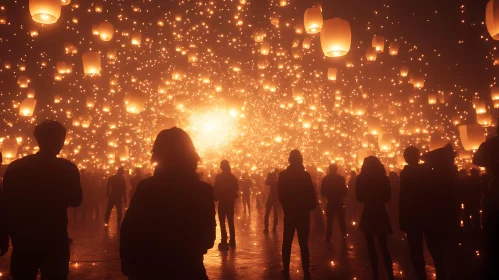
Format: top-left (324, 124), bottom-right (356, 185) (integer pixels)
top-left (320, 163), bottom-right (347, 242)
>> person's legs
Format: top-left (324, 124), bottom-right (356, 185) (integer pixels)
top-left (227, 203), bottom-right (236, 246)
top-left (325, 210), bottom-right (334, 242)
top-left (116, 201), bottom-right (123, 227)
top-left (282, 215), bottom-right (295, 273)
top-left (296, 214), bottom-right (311, 274)
top-left (272, 201), bottom-right (278, 231)
top-left (10, 246), bottom-right (39, 280)
top-left (406, 232), bottom-right (427, 280)
top-left (378, 234), bottom-right (394, 280)
top-left (218, 204), bottom-right (228, 244)
top-left (338, 206), bottom-right (347, 238)
top-left (264, 199), bottom-right (272, 231)
top-left (104, 199), bottom-right (115, 224)
top-left (426, 231), bottom-right (447, 280)
top-left (40, 243), bottom-right (70, 280)
top-left (365, 233), bottom-right (379, 280)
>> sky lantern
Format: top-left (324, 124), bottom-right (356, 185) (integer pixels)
top-left (486, 0), bottom-right (499, 40)
top-left (320, 18), bottom-right (351, 57)
top-left (302, 37), bottom-right (311, 49)
top-left (188, 52), bottom-right (198, 63)
top-left (327, 68), bottom-right (337, 81)
top-left (94, 4), bottom-right (103, 13)
top-left (372, 35), bottom-right (385, 53)
top-left (366, 47), bottom-right (377, 61)
top-left (131, 32), bottom-right (142, 45)
top-left (19, 98), bottom-right (37, 117)
top-left (125, 93), bottom-right (146, 114)
top-left (27, 88), bottom-right (35, 98)
top-left (82, 51), bottom-right (101, 75)
top-left (400, 66), bottom-right (409, 77)
top-left (304, 6), bottom-right (323, 34)
top-left (29, 0), bottom-right (62, 24)
top-left (253, 30), bottom-right (266, 43)
top-left (459, 124), bottom-right (485, 151)
top-left (429, 135), bottom-right (448, 151)
top-left (270, 15), bottom-right (279, 26)
top-left (389, 41), bottom-right (400, 55)
top-left (412, 74), bottom-right (425, 88)
top-left (172, 69), bottom-right (185, 81)
top-left (0, 16), bottom-right (6, 25)
top-left (378, 134), bottom-right (395, 152)
top-left (474, 99), bottom-right (487, 114)
top-left (295, 24), bottom-right (304, 34)
top-left (2, 138), bottom-right (19, 162)
top-left (107, 48), bottom-right (117, 60)
top-left (260, 41), bottom-right (270, 55)
top-left (477, 113), bottom-right (492, 127)
top-left (491, 86), bottom-right (499, 100)
top-left (61, 0), bottom-right (70, 5)
top-left (428, 93), bottom-right (437, 104)
top-left (99, 22), bottom-right (114, 41)
top-left (18, 75), bottom-right (30, 88)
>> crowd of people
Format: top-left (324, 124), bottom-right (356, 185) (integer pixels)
top-left (0, 119), bottom-right (498, 280)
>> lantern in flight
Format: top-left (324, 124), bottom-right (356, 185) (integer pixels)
top-left (61, 0), bottom-right (70, 5)
top-left (412, 74), bottom-right (425, 89)
top-left (477, 113), bottom-right (492, 127)
top-left (29, 0), bottom-right (62, 24)
top-left (320, 18), bottom-right (351, 57)
top-left (82, 52), bottom-right (101, 75)
top-left (270, 15), bottom-right (279, 26)
top-left (18, 76), bottom-right (30, 88)
top-left (125, 93), bottom-right (146, 114)
top-left (400, 66), bottom-right (409, 77)
top-left (372, 36), bottom-right (385, 53)
top-left (428, 93), bottom-right (437, 105)
top-left (261, 41), bottom-right (271, 55)
top-left (459, 124), bottom-right (485, 151)
top-left (327, 68), bottom-right (337, 81)
top-left (389, 41), bottom-right (400, 55)
top-left (486, 0), bottom-right (499, 40)
top-left (99, 22), bottom-right (114, 41)
top-left (302, 37), bottom-right (311, 49)
top-left (19, 98), bottom-right (37, 117)
top-left (491, 86), bottom-right (499, 100)
top-left (366, 47), bottom-right (377, 61)
top-left (304, 7), bottom-right (323, 34)
top-left (131, 32), bottom-right (142, 45)
top-left (107, 48), bottom-right (117, 60)
top-left (2, 138), bottom-right (19, 161)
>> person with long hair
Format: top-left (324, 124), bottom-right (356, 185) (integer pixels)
top-left (120, 127), bottom-right (216, 280)
top-left (356, 156), bottom-right (394, 280)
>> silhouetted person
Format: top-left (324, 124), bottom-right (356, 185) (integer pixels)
top-left (264, 169), bottom-right (279, 233)
top-left (1, 120), bottom-right (82, 280)
top-left (320, 163), bottom-right (347, 243)
top-left (77, 169), bottom-right (91, 221)
top-left (214, 160), bottom-right (239, 250)
top-left (400, 147), bottom-right (446, 280)
top-left (0, 152), bottom-right (7, 258)
top-left (104, 167), bottom-right (127, 228)
top-left (120, 127), bottom-right (216, 280)
top-left (473, 124), bottom-right (499, 279)
top-left (347, 170), bottom-right (359, 224)
top-left (129, 168), bottom-right (143, 200)
top-left (278, 150), bottom-right (317, 280)
top-left (356, 156), bottom-right (394, 280)
top-left (241, 173), bottom-right (252, 214)
top-left (464, 168), bottom-right (482, 233)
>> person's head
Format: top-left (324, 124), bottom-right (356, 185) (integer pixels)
top-left (360, 156), bottom-right (385, 176)
top-left (151, 127), bottom-right (200, 172)
top-left (470, 168), bottom-right (480, 177)
top-left (134, 167), bottom-right (142, 176)
top-left (220, 160), bottom-right (231, 172)
top-left (329, 163), bottom-right (338, 175)
top-left (34, 120), bottom-right (66, 156)
top-left (117, 167), bottom-right (125, 176)
top-left (288, 149), bottom-right (303, 166)
top-left (403, 146), bottom-right (420, 166)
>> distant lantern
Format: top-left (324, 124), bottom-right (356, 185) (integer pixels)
top-left (378, 134), bottom-right (395, 152)
top-left (2, 139), bottom-right (19, 161)
top-left (327, 68), bottom-right (338, 81)
top-left (19, 98), bottom-right (37, 117)
top-left (253, 30), bottom-right (266, 43)
top-left (125, 93), bottom-right (146, 114)
top-left (54, 95), bottom-right (62, 103)
top-left (94, 4), bottom-right (103, 13)
top-left (257, 57), bottom-right (269, 69)
top-left (428, 93), bottom-right (437, 105)
top-left (491, 86), bottom-right (499, 100)
top-left (474, 99), bottom-right (487, 114)
top-left (0, 16), bottom-right (6, 25)
top-left (99, 22), bottom-right (114, 41)
top-left (107, 48), bottom-right (117, 60)
top-left (27, 88), bottom-right (35, 98)
top-left (30, 29), bottom-right (39, 37)
top-left (412, 74), bottom-right (425, 89)
top-left (459, 124), bottom-right (485, 151)
top-left (270, 15), bottom-right (279, 26)
top-left (260, 41), bottom-right (271, 55)
top-left (366, 47), bottom-right (377, 61)
top-left (56, 61), bottom-right (67, 74)
top-left (486, 0), bottom-right (499, 40)
top-left (493, 99), bottom-right (499, 108)
top-left (320, 18), bottom-right (351, 57)
top-left (372, 36), bottom-right (385, 53)
top-left (82, 52), bottom-right (101, 75)
top-left (18, 75), bottom-right (30, 88)
top-left (172, 69), bottom-right (185, 81)
top-left (295, 24), bottom-right (304, 34)
top-left (302, 37), bottom-right (311, 49)
top-left (477, 113), bottom-right (493, 127)
top-left (389, 41), bottom-right (400, 55)
top-left (131, 32), bottom-right (142, 45)
top-left (304, 6), bottom-right (323, 34)
top-left (29, 0), bottom-right (62, 24)
top-left (280, 0), bottom-right (287, 6)
top-left (438, 92), bottom-right (446, 103)
top-left (61, 0), bottom-right (70, 5)
top-left (400, 66), bottom-right (409, 77)
top-left (188, 52), bottom-right (198, 63)
top-left (429, 136), bottom-right (448, 151)
top-left (292, 87), bottom-right (304, 104)
top-left (4, 61), bottom-right (11, 69)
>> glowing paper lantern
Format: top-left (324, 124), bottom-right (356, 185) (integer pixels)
top-left (107, 48), bottom-right (117, 60)
top-left (491, 86), bottom-right (499, 100)
top-left (29, 0), bottom-right (62, 24)
top-left (389, 41), bottom-right (400, 55)
top-left (400, 66), bottom-right (409, 77)
top-left (486, 0), bottom-right (499, 40)
top-left (257, 57), bottom-right (269, 69)
top-left (320, 18), bottom-right (351, 57)
top-left (412, 74), bottom-right (425, 89)
top-left (172, 69), bottom-right (185, 81)
top-left (188, 52), bottom-right (198, 63)
top-left (477, 113), bottom-right (492, 127)
top-left (131, 32), bottom-right (142, 45)
top-left (99, 22), bottom-right (114, 41)
top-left (301, 37), bottom-right (311, 49)
top-left (270, 15), bottom-right (279, 26)
top-left (253, 30), bottom-right (266, 43)
top-left (27, 88), bottom-right (35, 98)
top-left (0, 16), bottom-right (6, 25)
top-left (378, 134), bottom-right (395, 152)
top-left (82, 52), bottom-right (101, 75)
top-left (260, 41), bottom-right (271, 55)
top-left (474, 99), bottom-right (486, 114)
top-left (18, 76), bottom-right (30, 88)
top-left (2, 139), bottom-right (19, 161)
top-left (327, 68), bottom-right (337, 81)
top-left (366, 47), bottom-right (377, 61)
top-left (372, 36), bottom-right (385, 53)
top-left (19, 98), bottom-right (37, 117)
top-left (295, 24), bottom-right (304, 34)
top-left (459, 124), bottom-right (485, 151)
top-left (125, 93), bottom-right (146, 114)
top-left (428, 93), bottom-right (437, 105)
top-left (429, 135), bottom-right (448, 151)
top-left (304, 7), bottom-right (323, 34)
top-left (61, 0), bottom-right (70, 5)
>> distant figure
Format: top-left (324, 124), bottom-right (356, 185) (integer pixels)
top-left (347, 170), bottom-right (359, 224)
top-left (264, 169), bottom-right (279, 233)
top-left (104, 167), bottom-right (127, 228)
top-left (0, 151), bottom-right (7, 258)
top-left (320, 163), bottom-right (347, 243)
top-left (356, 156), bottom-right (394, 280)
top-left (473, 124), bottom-right (499, 279)
top-left (464, 168), bottom-right (482, 233)
top-left (400, 147), bottom-right (446, 280)
top-left (1, 120), bottom-right (82, 279)
top-left (78, 169), bottom-right (91, 221)
top-left (214, 160), bottom-right (239, 250)
top-left (120, 127), bottom-right (216, 280)
top-left (278, 150), bottom-right (317, 280)
top-left (240, 173), bottom-right (252, 214)
top-left (129, 168), bottom-right (143, 200)
top-left (87, 172), bottom-right (101, 220)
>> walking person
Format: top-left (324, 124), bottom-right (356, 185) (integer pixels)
top-left (1, 120), bottom-right (82, 280)
top-left (264, 169), bottom-right (279, 233)
top-left (214, 160), bottom-right (239, 250)
top-left (321, 163), bottom-right (347, 243)
top-left (241, 173), bottom-right (252, 214)
top-left (356, 156), bottom-right (394, 280)
top-left (278, 150), bottom-right (317, 280)
top-left (104, 167), bottom-right (127, 228)
top-left (120, 127), bottom-right (216, 280)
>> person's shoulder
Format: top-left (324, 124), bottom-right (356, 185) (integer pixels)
top-left (55, 158), bottom-right (79, 170)
top-left (6, 155), bottom-right (33, 169)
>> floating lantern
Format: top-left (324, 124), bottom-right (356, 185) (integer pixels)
top-left (428, 93), bottom-right (437, 105)
top-left (327, 68), bottom-right (337, 81)
top-left (412, 74), bottom-right (425, 89)
top-left (188, 52), bottom-right (198, 63)
top-left (372, 35), bottom-right (385, 53)
top-left (172, 69), bottom-right (185, 81)
top-left (86, 96), bottom-right (95, 108)
top-left (491, 86), bottom-right (499, 100)
top-left (366, 47), bottom-right (377, 61)
top-left (0, 16), bottom-right (6, 25)
top-left (253, 30), bottom-right (266, 43)
top-left (389, 41), bottom-right (400, 55)
top-left (99, 22), bottom-right (114, 41)
top-left (320, 18), bottom-right (351, 57)
top-left (27, 88), bottom-right (35, 98)
top-left (257, 57), bottom-right (269, 69)
top-left (474, 99), bottom-right (486, 114)
top-left (304, 7), bottom-right (323, 34)
top-left (29, 0), bottom-right (62, 24)
top-left (477, 113), bottom-right (492, 127)
top-left (486, 0), bottom-right (499, 40)
top-left (19, 98), bottom-right (37, 117)
top-left (261, 41), bottom-right (271, 55)
top-left (30, 30), bottom-right (39, 37)
top-left (429, 136), bottom-right (448, 151)
top-left (2, 139), bottom-right (19, 161)
top-left (400, 66), bottom-right (409, 77)
top-left (94, 4), bottom-right (103, 13)
top-left (125, 93), bottom-right (146, 114)
top-left (270, 15), bottom-right (279, 26)
top-left (459, 124), bottom-right (485, 151)
top-left (107, 48), bottom-right (117, 60)
top-left (131, 32), bottom-right (142, 45)
top-left (82, 52), bottom-right (101, 75)
top-left (61, 0), bottom-right (70, 5)
top-left (302, 37), bottom-right (311, 49)
top-left (18, 75), bottom-right (30, 88)
top-left (295, 24), bottom-right (304, 34)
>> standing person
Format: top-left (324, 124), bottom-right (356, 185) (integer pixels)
top-left (104, 167), bottom-right (127, 228)
top-left (214, 160), bottom-right (239, 250)
top-left (464, 168), bottom-right (483, 234)
top-left (120, 127), bottom-right (216, 280)
top-left (78, 169), bottom-right (91, 221)
top-left (356, 156), bottom-right (394, 280)
top-left (264, 169), bottom-right (279, 233)
top-left (129, 168), bottom-right (143, 200)
top-left (400, 147), bottom-right (447, 280)
top-left (347, 170), bottom-right (359, 224)
top-left (1, 120), bottom-right (82, 279)
top-left (278, 150), bottom-right (317, 280)
top-left (0, 152), bottom-right (6, 258)
top-left (240, 173), bottom-right (252, 214)
top-left (321, 163), bottom-right (347, 243)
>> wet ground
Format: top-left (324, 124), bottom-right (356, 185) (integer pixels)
top-left (0, 197), bottom-right (481, 280)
